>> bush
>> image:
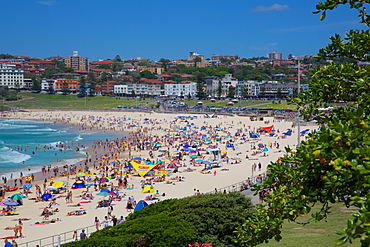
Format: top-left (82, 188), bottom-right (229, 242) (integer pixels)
top-left (63, 193), bottom-right (254, 247)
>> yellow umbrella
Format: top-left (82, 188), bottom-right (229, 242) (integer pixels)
top-left (221, 151), bottom-right (227, 153)
top-left (52, 181), bottom-right (64, 188)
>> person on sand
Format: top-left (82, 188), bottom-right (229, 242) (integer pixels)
top-left (17, 220), bottom-right (23, 238)
top-left (94, 217), bottom-right (100, 230)
top-left (13, 224), bottom-right (18, 238)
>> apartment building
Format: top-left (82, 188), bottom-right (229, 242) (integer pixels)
top-left (64, 51), bottom-right (89, 71)
top-left (0, 63), bottom-right (24, 88)
top-left (164, 82), bottom-right (197, 97)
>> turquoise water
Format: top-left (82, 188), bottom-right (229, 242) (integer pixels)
top-left (0, 119), bottom-right (124, 178)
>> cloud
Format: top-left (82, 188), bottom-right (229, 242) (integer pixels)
top-left (37, 1), bottom-right (57, 6)
top-left (252, 4), bottom-right (289, 13)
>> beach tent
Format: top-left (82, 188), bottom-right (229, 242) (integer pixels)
top-left (142, 184), bottom-right (154, 194)
top-left (134, 200), bottom-right (149, 211)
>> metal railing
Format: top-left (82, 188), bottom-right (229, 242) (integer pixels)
top-left (19, 224), bottom-right (96, 247)
top-left (206, 172), bottom-right (266, 194)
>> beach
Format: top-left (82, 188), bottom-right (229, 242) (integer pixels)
top-left (0, 110), bottom-right (312, 245)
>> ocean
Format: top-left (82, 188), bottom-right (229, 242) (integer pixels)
top-left (0, 119), bottom-right (124, 178)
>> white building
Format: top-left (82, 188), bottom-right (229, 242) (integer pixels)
top-left (114, 84), bottom-right (161, 96)
top-left (41, 79), bottom-right (56, 92)
top-left (114, 84), bottom-right (128, 95)
top-left (164, 82), bottom-right (197, 97)
top-left (0, 64), bottom-right (24, 88)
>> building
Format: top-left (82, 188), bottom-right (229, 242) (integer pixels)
top-left (41, 79), bottom-right (56, 92)
top-left (54, 79), bottom-right (80, 93)
top-left (205, 74), bottom-right (238, 97)
top-left (23, 78), bottom-right (33, 90)
top-left (0, 63), bottom-right (24, 88)
top-left (114, 84), bottom-right (128, 95)
top-left (164, 82), bottom-right (197, 97)
top-left (236, 81), bottom-right (260, 98)
top-left (125, 84), bottom-right (161, 96)
top-left (188, 52), bottom-right (204, 62)
top-left (64, 51), bottom-right (89, 71)
top-left (211, 54), bottom-right (239, 61)
top-left (266, 51), bottom-right (283, 60)
top-left (94, 81), bottom-right (117, 96)
top-left (27, 60), bottom-right (57, 69)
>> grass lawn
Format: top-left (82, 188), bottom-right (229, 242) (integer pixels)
top-left (260, 203), bottom-right (359, 246)
top-left (6, 92), bottom-right (156, 110)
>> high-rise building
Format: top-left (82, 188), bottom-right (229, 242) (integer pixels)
top-left (0, 63), bottom-right (24, 88)
top-left (266, 51), bottom-right (283, 60)
top-left (64, 51), bottom-right (89, 71)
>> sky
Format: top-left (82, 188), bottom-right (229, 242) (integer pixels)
top-left (0, 0), bottom-right (366, 61)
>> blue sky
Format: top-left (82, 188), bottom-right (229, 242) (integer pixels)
top-left (0, 0), bottom-right (365, 61)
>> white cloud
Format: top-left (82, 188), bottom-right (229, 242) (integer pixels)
top-left (37, 1), bottom-right (57, 6)
top-left (252, 4), bottom-right (289, 13)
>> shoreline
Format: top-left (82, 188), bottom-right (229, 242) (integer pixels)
top-left (0, 117), bottom-right (128, 188)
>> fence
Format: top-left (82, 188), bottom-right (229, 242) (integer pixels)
top-left (19, 173), bottom-right (266, 247)
top-left (18, 224), bottom-right (96, 247)
top-left (206, 172), bottom-right (266, 194)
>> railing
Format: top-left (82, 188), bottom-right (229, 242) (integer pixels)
top-left (19, 225), bottom-right (96, 247)
top-left (206, 172), bottom-right (266, 194)
top-left (19, 173), bottom-right (266, 247)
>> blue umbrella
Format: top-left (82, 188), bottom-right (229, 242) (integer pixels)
top-left (41, 193), bottom-right (53, 201)
top-left (23, 183), bottom-right (33, 189)
top-left (2, 200), bottom-right (20, 206)
top-left (100, 189), bottom-right (110, 193)
top-left (133, 157), bottom-right (142, 161)
top-left (71, 181), bottom-right (86, 189)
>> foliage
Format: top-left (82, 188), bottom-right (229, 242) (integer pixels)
top-left (63, 215), bottom-right (195, 247)
top-left (137, 60), bottom-right (151, 67)
top-left (235, 1), bottom-right (370, 246)
top-left (64, 193), bottom-right (254, 247)
top-left (0, 87), bottom-right (18, 100)
top-left (140, 70), bottom-right (157, 79)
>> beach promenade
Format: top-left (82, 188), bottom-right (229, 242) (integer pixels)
top-left (0, 110), bottom-right (311, 245)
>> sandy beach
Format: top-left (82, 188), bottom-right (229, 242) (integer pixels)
top-left (0, 110), bottom-right (313, 245)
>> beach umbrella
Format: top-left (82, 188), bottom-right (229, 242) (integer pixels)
top-left (100, 189), bottom-right (110, 193)
top-left (190, 155), bottom-right (197, 159)
top-left (10, 194), bottom-right (25, 200)
top-left (23, 183), bottom-right (32, 189)
top-left (111, 161), bottom-right (119, 165)
top-left (99, 177), bottom-right (109, 182)
top-left (71, 181), bottom-right (86, 189)
top-left (47, 186), bottom-right (58, 191)
top-left (96, 192), bottom-right (111, 196)
top-left (52, 181), bottom-right (64, 188)
top-left (195, 159), bottom-right (204, 163)
top-left (77, 172), bottom-right (87, 177)
top-left (41, 193), bottom-right (53, 201)
top-left (158, 150), bottom-right (167, 153)
top-left (2, 200), bottom-right (20, 206)
top-left (133, 157), bottom-right (142, 161)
